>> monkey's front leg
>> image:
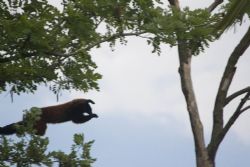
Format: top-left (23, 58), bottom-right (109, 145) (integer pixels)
top-left (72, 114), bottom-right (98, 124)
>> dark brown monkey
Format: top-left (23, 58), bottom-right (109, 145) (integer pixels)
top-left (0, 99), bottom-right (98, 136)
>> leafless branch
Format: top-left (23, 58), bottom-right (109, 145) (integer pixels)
top-left (208, 0), bottom-right (224, 12)
top-left (208, 92), bottom-right (250, 160)
top-left (84, 31), bottom-right (147, 51)
top-left (210, 26), bottom-right (250, 143)
top-left (221, 92), bottom-right (250, 141)
top-left (240, 105), bottom-right (250, 113)
top-left (224, 86), bottom-right (250, 106)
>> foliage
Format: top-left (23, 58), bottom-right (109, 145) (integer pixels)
top-left (155, 7), bottom-right (220, 55)
top-left (216, 0), bottom-right (250, 34)
top-left (0, 0), bottom-right (102, 95)
top-left (0, 0), bottom-right (164, 95)
top-left (0, 108), bottom-right (95, 167)
top-left (0, 134), bottom-right (95, 167)
top-left (14, 107), bottom-right (43, 136)
top-left (0, 0), bottom-right (223, 95)
top-left (50, 134), bottom-right (96, 167)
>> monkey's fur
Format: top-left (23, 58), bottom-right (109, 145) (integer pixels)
top-left (0, 99), bottom-right (98, 136)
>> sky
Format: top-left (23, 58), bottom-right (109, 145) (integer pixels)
top-left (1, 0), bottom-right (250, 167)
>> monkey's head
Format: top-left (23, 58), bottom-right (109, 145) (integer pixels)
top-left (72, 99), bottom-right (98, 118)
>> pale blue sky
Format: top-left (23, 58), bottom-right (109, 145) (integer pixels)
top-left (1, 1), bottom-right (250, 167)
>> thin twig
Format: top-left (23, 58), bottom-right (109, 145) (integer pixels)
top-left (221, 92), bottom-right (250, 138)
top-left (224, 86), bottom-right (250, 106)
top-left (47, 31), bottom-right (147, 58)
top-left (240, 105), bottom-right (250, 113)
top-left (84, 31), bottom-right (147, 51)
top-left (94, 18), bottom-right (104, 29)
top-left (208, 92), bottom-right (250, 160)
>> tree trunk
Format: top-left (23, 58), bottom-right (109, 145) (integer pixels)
top-left (167, 0), bottom-right (214, 166)
top-left (177, 43), bottom-right (214, 167)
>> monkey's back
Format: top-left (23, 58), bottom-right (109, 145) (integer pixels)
top-left (40, 101), bottom-right (73, 123)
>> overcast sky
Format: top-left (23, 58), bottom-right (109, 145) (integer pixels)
top-left (1, 1), bottom-right (250, 167)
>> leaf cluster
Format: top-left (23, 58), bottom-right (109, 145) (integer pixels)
top-left (0, 0), bottom-right (167, 95)
top-left (15, 107), bottom-right (43, 136)
top-left (175, 8), bottom-right (220, 55)
top-left (0, 0), bottom-right (101, 95)
top-left (0, 0), bottom-right (229, 95)
top-left (215, 0), bottom-right (250, 35)
top-left (0, 108), bottom-right (95, 167)
top-left (50, 134), bottom-right (96, 167)
top-left (142, 7), bottom-right (221, 55)
top-left (0, 134), bottom-right (95, 167)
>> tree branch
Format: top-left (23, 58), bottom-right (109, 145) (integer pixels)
top-left (207, 0), bottom-right (224, 12)
top-left (84, 31), bottom-right (147, 51)
top-left (240, 105), bottom-right (250, 113)
top-left (208, 92), bottom-right (250, 160)
top-left (0, 31), bottom-right (146, 63)
top-left (225, 92), bottom-right (250, 130)
top-left (208, 26), bottom-right (250, 160)
top-left (46, 31), bottom-right (147, 58)
top-left (224, 86), bottom-right (250, 106)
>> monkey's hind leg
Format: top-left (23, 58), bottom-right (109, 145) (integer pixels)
top-left (34, 120), bottom-right (47, 136)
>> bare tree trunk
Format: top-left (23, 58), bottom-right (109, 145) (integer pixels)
top-left (168, 0), bottom-right (213, 166)
top-left (177, 43), bottom-right (213, 167)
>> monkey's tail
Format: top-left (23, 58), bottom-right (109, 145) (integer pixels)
top-left (0, 123), bottom-right (18, 135)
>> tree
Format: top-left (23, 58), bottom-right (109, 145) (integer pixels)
top-left (1, 0), bottom-right (250, 167)
top-left (166, 0), bottom-right (250, 166)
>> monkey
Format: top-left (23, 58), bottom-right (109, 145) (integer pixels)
top-left (0, 99), bottom-right (98, 136)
